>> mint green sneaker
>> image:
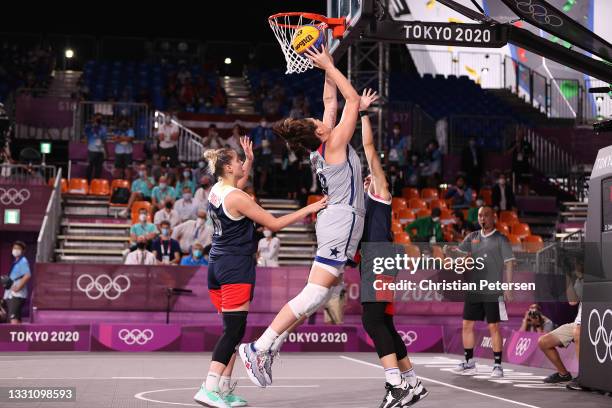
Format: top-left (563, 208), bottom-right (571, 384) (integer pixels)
top-left (193, 386), bottom-right (231, 408)
top-left (223, 382), bottom-right (248, 407)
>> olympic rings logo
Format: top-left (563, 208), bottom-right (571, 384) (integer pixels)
top-left (514, 337), bottom-right (532, 356)
top-left (516, 1), bottom-right (563, 27)
top-left (398, 330), bottom-right (418, 347)
top-left (118, 329), bottom-right (154, 345)
top-left (588, 308), bottom-right (612, 364)
top-left (0, 188), bottom-right (31, 205)
top-left (76, 274), bottom-right (131, 300)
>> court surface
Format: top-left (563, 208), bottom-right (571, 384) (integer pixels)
top-left (0, 352), bottom-right (610, 408)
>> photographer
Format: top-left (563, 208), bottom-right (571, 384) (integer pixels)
top-left (519, 304), bottom-right (553, 333)
top-left (2, 241), bottom-right (31, 324)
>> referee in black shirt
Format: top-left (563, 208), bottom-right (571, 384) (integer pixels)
top-left (445, 206), bottom-right (515, 378)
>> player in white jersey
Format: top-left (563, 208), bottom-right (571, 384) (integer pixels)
top-left (239, 45), bottom-right (365, 389)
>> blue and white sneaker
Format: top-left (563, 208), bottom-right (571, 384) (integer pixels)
top-left (491, 364), bottom-right (504, 378)
top-left (451, 359), bottom-right (476, 374)
top-left (263, 350), bottom-right (278, 385)
top-left (238, 342), bottom-right (268, 388)
top-left (194, 386), bottom-right (231, 408)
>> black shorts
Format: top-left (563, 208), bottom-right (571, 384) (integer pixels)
top-left (463, 297), bottom-right (507, 323)
top-left (6, 297), bottom-right (26, 321)
top-left (159, 146), bottom-right (179, 166)
top-left (114, 153), bottom-right (133, 169)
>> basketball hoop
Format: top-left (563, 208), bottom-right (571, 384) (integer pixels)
top-left (268, 12), bottom-right (346, 74)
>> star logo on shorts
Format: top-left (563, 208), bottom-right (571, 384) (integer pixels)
top-left (330, 247), bottom-right (340, 258)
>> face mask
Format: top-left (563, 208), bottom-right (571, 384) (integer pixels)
top-left (165, 202), bottom-right (173, 210)
top-left (183, 171), bottom-right (191, 179)
top-left (138, 170), bottom-right (145, 178)
top-left (193, 250), bottom-right (202, 258)
top-left (183, 193), bottom-right (192, 201)
top-left (263, 230), bottom-right (272, 238)
top-left (161, 228), bottom-right (169, 236)
top-left (159, 182), bottom-right (167, 189)
top-left (137, 242), bottom-right (146, 250)
top-left (476, 200), bottom-right (484, 207)
top-left (12, 249), bottom-right (22, 258)
top-left (139, 214), bottom-right (147, 222)
top-left (198, 161), bottom-right (206, 169)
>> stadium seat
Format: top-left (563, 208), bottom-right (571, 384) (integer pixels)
top-left (131, 201), bottom-right (152, 223)
top-left (402, 187), bottom-right (420, 201)
top-left (408, 198), bottom-right (428, 210)
top-left (392, 198), bottom-right (408, 212)
top-left (109, 179), bottom-right (131, 207)
top-left (48, 177), bottom-right (69, 193)
top-left (511, 223), bottom-right (531, 239)
top-left (479, 188), bottom-right (492, 206)
top-left (421, 188), bottom-right (439, 201)
top-left (90, 179), bottom-right (111, 196)
top-left (439, 208), bottom-right (453, 223)
top-left (506, 234), bottom-right (522, 245)
top-left (307, 195), bottom-right (323, 221)
top-left (429, 199), bottom-right (448, 209)
top-left (394, 231), bottom-right (411, 244)
top-left (499, 210), bottom-right (519, 226)
top-left (68, 178), bottom-right (89, 195)
top-left (416, 208), bottom-right (431, 218)
top-left (496, 222), bottom-right (510, 236)
top-left (391, 221), bottom-right (403, 233)
top-left (523, 234), bottom-right (544, 253)
top-left (398, 208), bottom-right (416, 225)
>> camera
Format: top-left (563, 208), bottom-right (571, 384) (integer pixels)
top-left (0, 275), bottom-right (13, 290)
top-left (528, 309), bottom-right (541, 319)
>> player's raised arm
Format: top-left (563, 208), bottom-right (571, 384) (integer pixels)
top-left (322, 72), bottom-right (338, 129)
top-left (237, 136), bottom-right (253, 191)
top-left (359, 89), bottom-right (389, 200)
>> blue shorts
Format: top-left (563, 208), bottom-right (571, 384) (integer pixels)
top-left (207, 255), bottom-right (256, 312)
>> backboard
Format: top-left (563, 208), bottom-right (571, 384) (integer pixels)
top-left (327, 0), bottom-right (370, 56)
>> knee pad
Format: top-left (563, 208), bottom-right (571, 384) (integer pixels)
top-left (362, 303), bottom-right (396, 358)
top-left (288, 283), bottom-right (330, 319)
top-left (212, 311), bottom-right (248, 365)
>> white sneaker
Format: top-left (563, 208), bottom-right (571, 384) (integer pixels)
top-left (451, 360), bottom-right (476, 374)
top-left (193, 386), bottom-right (231, 408)
top-left (491, 364), bottom-right (504, 378)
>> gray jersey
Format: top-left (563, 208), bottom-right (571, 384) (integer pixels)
top-left (310, 143), bottom-right (364, 212)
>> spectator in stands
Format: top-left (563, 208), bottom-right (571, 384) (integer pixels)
top-left (257, 228), bottom-right (281, 267)
top-left (225, 124), bottom-right (244, 152)
top-left (387, 122), bottom-right (410, 174)
top-left (151, 175), bottom-right (176, 211)
top-left (420, 139), bottom-right (442, 187)
top-left (445, 175), bottom-right (473, 209)
top-left (509, 132), bottom-right (533, 195)
top-left (520, 304), bottom-right (553, 333)
top-left (212, 78), bottom-right (227, 109)
top-left (405, 207), bottom-right (443, 242)
top-left (388, 164), bottom-right (405, 197)
top-left (262, 94), bottom-right (281, 116)
top-left (84, 114), bottom-right (108, 182)
top-left (405, 154), bottom-right (420, 187)
top-left (172, 208), bottom-right (213, 254)
top-left (180, 242), bottom-right (209, 266)
top-left (112, 119), bottom-right (135, 180)
top-left (461, 137), bottom-right (483, 191)
top-left (120, 163), bottom-right (155, 218)
top-left (157, 114), bottom-right (180, 169)
top-left (124, 235), bottom-right (157, 265)
top-left (203, 124), bottom-right (222, 149)
top-left (283, 148), bottom-right (300, 199)
top-left (289, 91), bottom-right (309, 119)
top-left (193, 158), bottom-right (209, 183)
top-left (467, 196), bottom-right (484, 229)
top-left (150, 153), bottom-right (164, 181)
top-left (152, 220), bottom-right (182, 265)
top-left (154, 197), bottom-right (181, 228)
top-left (174, 185), bottom-right (199, 222)
top-left (129, 208), bottom-right (158, 248)
top-left (251, 118), bottom-right (275, 195)
top-left (175, 165), bottom-right (196, 198)
top-left (451, 210), bottom-right (468, 239)
top-left (177, 65), bottom-right (191, 84)
top-left (492, 173), bottom-right (516, 212)
top-left (3, 241), bottom-right (31, 324)
top-left (194, 175), bottom-right (213, 210)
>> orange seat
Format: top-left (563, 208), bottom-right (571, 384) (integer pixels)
top-left (439, 208), bottom-right (453, 223)
top-left (48, 177), bottom-right (68, 193)
top-left (394, 231), bottom-right (411, 244)
top-left (496, 222), bottom-right (510, 236)
top-left (421, 188), bottom-right (439, 201)
top-left (392, 198), bottom-right (408, 212)
top-left (90, 179), bottom-right (111, 196)
top-left (307, 195), bottom-right (323, 206)
top-left (402, 187), bottom-right (420, 201)
top-left (398, 208), bottom-right (416, 225)
top-left (67, 178), bottom-right (88, 195)
top-left (511, 223), bottom-right (531, 239)
top-left (506, 234), bottom-right (522, 245)
top-left (391, 221), bottom-right (403, 234)
top-left (479, 188), bottom-right (493, 206)
top-left (131, 201), bottom-right (153, 223)
top-left (429, 199), bottom-right (448, 210)
top-left (499, 210), bottom-right (519, 226)
top-left (416, 208), bottom-right (431, 218)
top-left (408, 198), bottom-right (427, 210)
top-left (523, 234), bottom-right (544, 253)
top-left (109, 179), bottom-right (131, 207)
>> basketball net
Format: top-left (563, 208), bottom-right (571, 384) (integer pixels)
top-left (269, 12), bottom-right (345, 75)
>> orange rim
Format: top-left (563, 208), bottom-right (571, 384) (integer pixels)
top-left (268, 12), bottom-right (346, 38)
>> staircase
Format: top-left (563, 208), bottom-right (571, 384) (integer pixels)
top-left (55, 194), bottom-right (130, 263)
top-left (487, 89), bottom-right (549, 124)
top-left (556, 201), bottom-right (587, 241)
top-left (47, 70), bottom-right (82, 98)
top-left (222, 76), bottom-right (256, 115)
top-left (259, 198), bottom-right (317, 266)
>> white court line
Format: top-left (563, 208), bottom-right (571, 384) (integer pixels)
top-left (339, 355), bottom-right (542, 408)
top-left (0, 376), bottom-right (383, 380)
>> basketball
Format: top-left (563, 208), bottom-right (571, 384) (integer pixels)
top-left (292, 25), bottom-right (325, 55)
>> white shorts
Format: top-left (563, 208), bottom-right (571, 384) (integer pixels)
top-left (314, 205), bottom-right (364, 274)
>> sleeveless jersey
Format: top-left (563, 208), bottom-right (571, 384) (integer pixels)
top-left (363, 190), bottom-right (393, 243)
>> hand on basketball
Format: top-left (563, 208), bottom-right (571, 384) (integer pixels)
top-left (359, 88), bottom-right (379, 111)
top-left (240, 136), bottom-right (254, 162)
top-left (309, 195), bottom-right (328, 213)
top-left (305, 45), bottom-right (334, 71)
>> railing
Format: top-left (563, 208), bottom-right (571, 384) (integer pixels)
top-left (524, 127), bottom-right (576, 177)
top-left (36, 168), bottom-right (62, 263)
top-left (154, 111), bottom-right (205, 163)
top-left (0, 164), bottom-right (57, 184)
top-left (73, 101), bottom-right (152, 142)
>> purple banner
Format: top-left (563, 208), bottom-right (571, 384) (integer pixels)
top-left (16, 95), bottom-right (75, 128)
top-left (0, 325), bottom-right (90, 351)
top-left (0, 184), bottom-right (51, 232)
top-left (360, 325), bottom-right (445, 353)
top-left (91, 324), bottom-right (183, 352)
